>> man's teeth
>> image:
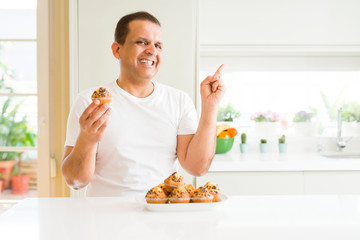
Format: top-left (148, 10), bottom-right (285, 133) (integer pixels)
top-left (140, 59), bottom-right (154, 65)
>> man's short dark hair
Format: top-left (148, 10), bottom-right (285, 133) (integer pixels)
top-left (114, 11), bottom-right (161, 44)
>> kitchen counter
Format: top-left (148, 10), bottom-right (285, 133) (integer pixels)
top-left (1, 195), bottom-right (360, 240)
top-left (211, 152), bottom-right (360, 171)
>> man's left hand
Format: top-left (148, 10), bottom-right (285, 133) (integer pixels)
top-left (200, 64), bottom-right (226, 108)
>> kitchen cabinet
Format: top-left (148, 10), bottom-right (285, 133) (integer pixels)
top-left (195, 153), bottom-right (360, 195)
top-left (196, 172), bottom-right (304, 195)
top-left (196, 171), bottom-right (360, 195)
top-left (304, 171), bottom-right (360, 194)
top-left (199, 0), bottom-right (360, 46)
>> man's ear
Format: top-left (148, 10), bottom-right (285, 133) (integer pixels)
top-left (111, 42), bottom-right (121, 59)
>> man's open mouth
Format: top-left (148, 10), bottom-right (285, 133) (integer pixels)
top-left (139, 59), bottom-right (155, 66)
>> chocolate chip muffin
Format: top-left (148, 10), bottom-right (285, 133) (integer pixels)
top-left (168, 186), bottom-right (191, 204)
top-left (157, 183), bottom-right (171, 196)
top-left (163, 172), bottom-right (186, 193)
top-left (145, 186), bottom-right (168, 204)
top-left (204, 181), bottom-right (220, 202)
top-left (191, 186), bottom-right (214, 203)
top-left (184, 184), bottom-right (195, 196)
top-left (91, 87), bottom-right (112, 106)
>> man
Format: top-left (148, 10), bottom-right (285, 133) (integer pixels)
top-left (62, 11), bottom-right (225, 197)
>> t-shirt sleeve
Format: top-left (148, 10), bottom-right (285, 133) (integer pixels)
top-left (177, 93), bottom-right (198, 135)
top-left (64, 95), bottom-right (90, 147)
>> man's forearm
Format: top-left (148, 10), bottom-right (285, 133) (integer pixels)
top-left (185, 106), bottom-right (217, 176)
top-left (62, 136), bottom-right (97, 189)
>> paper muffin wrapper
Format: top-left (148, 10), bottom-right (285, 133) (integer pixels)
top-left (191, 196), bottom-right (214, 203)
top-left (168, 197), bottom-right (191, 203)
top-left (145, 197), bottom-right (168, 204)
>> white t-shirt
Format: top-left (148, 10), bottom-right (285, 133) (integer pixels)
top-left (65, 80), bottom-right (198, 197)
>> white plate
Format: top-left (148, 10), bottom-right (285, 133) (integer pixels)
top-left (138, 194), bottom-right (228, 212)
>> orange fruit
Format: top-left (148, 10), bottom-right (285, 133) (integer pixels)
top-left (227, 128), bottom-right (238, 137)
top-left (218, 130), bottom-right (231, 138)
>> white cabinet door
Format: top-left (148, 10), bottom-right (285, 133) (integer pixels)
top-left (199, 0), bottom-right (360, 46)
top-left (304, 171), bottom-right (360, 194)
top-left (76, 0), bottom-right (197, 101)
top-left (196, 172), bottom-right (304, 195)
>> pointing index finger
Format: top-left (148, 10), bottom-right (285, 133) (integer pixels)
top-left (213, 64), bottom-right (225, 77)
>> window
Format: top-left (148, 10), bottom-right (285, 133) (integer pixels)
top-left (200, 54), bottom-right (360, 137)
top-left (0, 0), bottom-right (38, 194)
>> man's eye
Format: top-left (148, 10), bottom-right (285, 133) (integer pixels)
top-left (155, 44), bottom-right (162, 50)
top-left (136, 41), bottom-right (146, 45)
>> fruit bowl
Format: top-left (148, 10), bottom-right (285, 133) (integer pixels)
top-left (215, 137), bottom-right (234, 154)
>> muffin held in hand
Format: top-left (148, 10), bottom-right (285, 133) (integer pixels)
top-left (91, 87), bottom-right (112, 106)
top-left (191, 186), bottom-right (214, 203)
top-left (168, 186), bottom-right (191, 204)
top-left (163, 172), bottom-right (186, 192)
top-left (145, 186), bottom-right (168, 204)
top-left (184, 184), bottom-right (195, 196)
top-left (204, 181), bottom-right (220, 202)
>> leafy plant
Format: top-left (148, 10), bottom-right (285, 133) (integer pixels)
top-left (251, 111), bottom-right (279, 122)
top-left (320, 90), bottom-right (346, 121)
top-left (217, 103), bottom-right (240, 122)
top-left (293, 109), bottom-right (317, 122)
top-left (241, 133), bottom-right (246, 144)
top-left (260, 139), bottom-right (267, 144)
top-left (279, 135), bottom-right (286, 144)
top-left (341, 102), bottom-right (360, 122)
top-left (0, 98), bottom-right (37, 160)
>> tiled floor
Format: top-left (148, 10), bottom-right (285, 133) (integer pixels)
top-left (0, 190), bottom-right (37, 215)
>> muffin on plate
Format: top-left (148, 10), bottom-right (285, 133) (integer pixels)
top-left (168, 186), bottom-right (191, 204)
top-left (163, 172), bottom-right (186, 193)
top-left (91, 87), bottom-right (112, 106)
top-left (145, 186), bottom-right (168, 204)
top-left (157, 183), bottom-right (171, 196)
top-left (204, 181), bottom-right (220, 202)
top-left (191, 186), bottom-right (214, 203)
top-left (184, 184), bottom-right (195, 196)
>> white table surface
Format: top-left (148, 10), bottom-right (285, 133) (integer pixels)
top-left (1, 195), bottom-right (360, 240)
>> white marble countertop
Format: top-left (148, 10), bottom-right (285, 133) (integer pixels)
top-left (211, 151), bottom-right (360, 172)
top-left (1, 195), bottom-right (360, 240)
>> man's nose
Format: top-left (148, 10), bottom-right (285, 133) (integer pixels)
top-left (145, 44), bottom-right (157, 55)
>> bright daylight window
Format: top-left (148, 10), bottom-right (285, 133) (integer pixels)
top-left (200, 57), bottom-right (360, 138)
top-left (0, 0), bottom-right (37, 194)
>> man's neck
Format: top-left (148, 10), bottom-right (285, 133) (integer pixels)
top-left (116, 78), bottom-right (154, 98)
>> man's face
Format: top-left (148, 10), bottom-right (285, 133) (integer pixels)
top-left (118, 20), bottom-right (163, 82)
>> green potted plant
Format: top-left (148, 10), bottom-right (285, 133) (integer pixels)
top-left (11, 153), bottom-right (30, 194)
top-left (239, 133), bottom-right (248, 153)
top-left (293, 109), bottom-right (318, 136)
top-left (217, 103), bottom-right (240, 122)
top-left (259, 138), bottom-right (268, 153)
top-left (0, 98), bottom-right (37, 189)
top-left (278, 134), bottom-right (287, 153)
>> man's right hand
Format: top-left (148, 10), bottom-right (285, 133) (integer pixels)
top-left (78, 99), bottom-right (112, 144)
